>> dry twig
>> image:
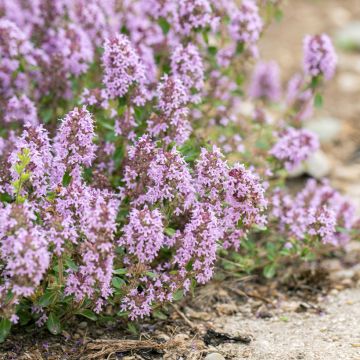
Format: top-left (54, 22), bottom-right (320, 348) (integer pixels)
top-left (81, 338), bottom-right (182, 360)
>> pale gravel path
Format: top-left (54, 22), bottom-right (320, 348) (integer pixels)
top-left (213, 288), bottom-right (360, 360)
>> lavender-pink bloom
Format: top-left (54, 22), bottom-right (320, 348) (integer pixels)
top-left (53, 106), bottom-right (97, 184)
top-left (4, 95), bottom-right (38, 125)
top-left (174, 204), bottom-right (220, 284)
top-left (229, 0), bottom-right (263, 56)
top-left (124, 135), bottom-right (196, 213)
top-left (303, 34), bottom-right (337, 80)
top-left (67, 0), bottom-right (120, 47)
top-left (248, 61), bottom-right (281, 102)
top-left (0, 203), bottom-right (50, 318)
top-left (271, 179), bottom-right (356, 245)
top-left (171, 44), bottom-right (204, 95)
top-left (102, 34), bottom-right (147, 104)
top-left (147, 75), bottom-right (191, 145)
top-left (270, 127), bottom-right (319, 171)
top-left (0, 19), bottom-right (35, 97)
top-left (119, 206), bottom-right (165, 263)
top-left (65, 188), bottom-right (119, 312)
top-left (175, 0), bottom-right (215, 35)
top-left (156, 75), bottom-right (189, 116)
top-left (9, 123), bottom-right (52, 198)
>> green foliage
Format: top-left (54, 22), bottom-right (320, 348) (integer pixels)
top-left (0, 319), bottom-right (11, 343)
top-left (12, 148), bottom-right (31, 204)
top-left (47, 313), bottom-right (61, 335)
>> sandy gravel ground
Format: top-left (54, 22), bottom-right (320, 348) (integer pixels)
top-left (212, 287), bottom-right (360, 360)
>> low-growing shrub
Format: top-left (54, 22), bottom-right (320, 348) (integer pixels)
top-left (0, 0), bottom-right (357, 339)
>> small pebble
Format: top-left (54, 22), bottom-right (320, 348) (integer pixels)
top-left (78, 321), bottom-right (88, 329)
top-left (174, 333), bottom-right (190, 342)
top-left (336, 22), bottom-right (360, 50)
top-left (305, 150), bottom-right (332, 179)
top-left (205, 353), bottom-right (226, 360)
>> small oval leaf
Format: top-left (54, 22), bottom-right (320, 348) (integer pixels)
top-left (47, 313), bottom-right (61, 335)
top-left (0, 319), bottom-right (11, 343)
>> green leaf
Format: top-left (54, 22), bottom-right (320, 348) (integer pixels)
top-left (236, 42), bottom-right (245, 54)
top-left (47, 313), bottom-right (61, 335)
top-left (18, 309), bottom-right (31, 326)
top-left (112, 277), bottom-right (125, 289)
top-left (173, 290), bottom-right (184, 301)
top-left (274, 8), bottom-right (283, 22)
top-left (75, 309), bottom-right (98, 321)
top-left (146, 271), bottom-right (157, 279)
top-left (202, 30), bottom-right (209, 44)
top-left (158, 18), bottom-right (170, 34)
top-left (263, 263), bottom-right (276, 279)
top-left (0, 319), bottom-right (11, 343)
top-left (113, 268), bottom-right (127, 275)
top-left (41, 108), bottom-right (53, 124)
top-left (153, 310), bottom-right (168, 320)
top-left (208, 46), bottom-right (217, 55)
top-left (38, 290), bottom-right (58, 307)
top-left (165, 227), bottom-right (176, 236)
top-left (310, 76), bottom-right (321, 89)
top-left (127, 322), bottom-right (138, 335)
top-left (65, 258), bottom-right (79, 271)
top-left (314, 93), bottom-right (323, 108)
top-left (62, 171), bottom-right (72, 187)
top-left (117, 310), bottom-right (129, 317)
top-left (0, 193), bottom-right (12, 203)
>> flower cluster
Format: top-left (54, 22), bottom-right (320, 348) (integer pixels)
top-left (248, 61), bottom-right (281, 102)
top-left (195, 147), bottom-right (267, 250)
top-left (229, 0), bottom-right (263, 56)
top-left (53, 106), bottom-right (96, 184)
top-left (303, 34), bottom-right (337, 80)
top-left (270, 127), bottom-right (320, 171)
top-left (0, 203), bottom-right (50, 321)
top-left (171, 44), bottom-right (204, 97)
top-left (102, 34), bottom-right (147, 104)
top-left (65, 189), bottom-right (120, 313)
top-left (123, 135), bottom-right (196, 213)
top-left (271, 179), bottom-right (356, 246)
top-left (0, 0), bottom-right (356, 335)
top-left (147, 75), bottom-right (191, 145)
top-left (119, 206), bottom-right (165, 263)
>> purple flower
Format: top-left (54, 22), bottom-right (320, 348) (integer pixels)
top-left (147, 75), bottom-right (191, 145)
top-left (4, 95), bottom-right (38, 125)
top-left (67, 0), bottom-right (120, 47)
top-left (174, 204), bottom-right (221, 284)
top-left (0, 19), bottom-right (35, 98)
top-left (102, 34), bottom-right (147, 104)
top-left (271, 179), bottom-right (356, 245)
top-left (53, 106), bottom-right (97, 184)
top-left (0, 203), bottom-right (50, 317)
top-left (10, 123), bottom-right (52, 198)
top-left (229, 0), bottom-right (263, 56)
top-left (171, 44), bottom-right (204, 95)
top-left (286, 73), bottom-right (314, 121)
top-left (195, 147), bottom-right (267, 250)
top-left (119, 206), bottom-right (165, 263)
top-left (175, 0), bottom-right (215, 35)
top-left (156, 75), bottom-right (189, 116)
top-left (65, 188), bottom-right (119, 312)
top-left (248, 61), bottom-right (281, 102)
top-left (223, 163), bottom-right (267, 249)
top-left (124, 135), bottom-right (196, 213)
top-left (270, 127), bottom-right (319, 171)
top-left (303, 34), bottom-right (337, 80)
